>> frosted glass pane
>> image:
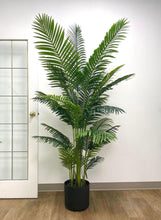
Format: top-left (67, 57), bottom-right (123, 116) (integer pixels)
top-left (0, 125), bottom-right (11, 151)
top-left (13, 152), bottom-right (27, 180)
top-left (0, 97), bottom-right (11, 123)
top-left (0, 152), bottom-right (11, 180)
top-left (13, 97), bottom-right (27, 123)
top-left (13, 41), bottom-right (27, 68)
top-left (0, 41), bottom-right (11, 68)
top-left (0, 69), bottom-right (11, 95)
top-left (13, 69), bottom-right (27, 96)
top-left (13, 124), bottom-right (27, 151)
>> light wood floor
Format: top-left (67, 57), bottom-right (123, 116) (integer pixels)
top-left (0, 190), bottom-right (161, 220)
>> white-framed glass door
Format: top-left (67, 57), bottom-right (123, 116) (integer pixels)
top-left (0, 40), bottom-right (38, 198)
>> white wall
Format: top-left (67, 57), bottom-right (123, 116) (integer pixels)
top-left (1, 0), bottom-right (161, 183)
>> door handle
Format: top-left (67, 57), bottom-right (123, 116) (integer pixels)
top-left (29, 111), bottom-right (36, 117)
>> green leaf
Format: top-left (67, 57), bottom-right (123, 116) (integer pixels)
top-left (33, 13), bottom-right (81, 95)
top-left (33, 91), bottom-right (74, 126)
top-left (82, 18), bottom-right (129, 92)
top-left (101, 73), bottom-right (134, 92)
top-left (99, 64), bottom-right (125, 88)
top-left (90, 105), bottom-right (125, 115)
top-left (86, 156), bottom-right (104, 171)
top-left (77, 128), bottom-right (117, 145)
top-left (33, 136), bottom-right (69, 149)
top-left (33, 91), bottom-right (83, 127)
top-left (59, 148), bottom-right (75, 169)
top-left (91, 118), bottom-right (113, 130)
top-left (67, 24), bottom-right (86, 71)
top-left (41, 123), bottom-right (72, 148)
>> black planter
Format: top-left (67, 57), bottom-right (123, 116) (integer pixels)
top-left (64, 180), bottom-right (89, 211)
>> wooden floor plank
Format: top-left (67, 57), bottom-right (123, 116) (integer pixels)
top-left (0, 190), bottom-right (161, 220)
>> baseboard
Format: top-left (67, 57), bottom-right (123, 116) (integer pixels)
top-left (38, 181), bottom-right (161, 192)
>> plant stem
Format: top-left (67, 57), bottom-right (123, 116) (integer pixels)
top-left (83, 138), bottom-right (88, 183)
top-left (74, 127), bottom-right (82, 187)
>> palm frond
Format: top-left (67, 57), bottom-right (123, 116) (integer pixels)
top-left (41, 123), bottom-right (72, 148)
top-left (106, 125), bottom-right (120, 136)
top-left (77, 129), bottom-right (117, 145)
top-left (33, 135), bottom-right (69, 149)
top-left (33, 91), bottom-right (74, 126)
top-left (67, 24), bottom-right (86, 71)
top-left (86, 156), bottom-right (104, 171)
top-left (101, 73), bottom-right (134, 93)
top-left (86, 18), bottom-right (128, 73)
top-left (86, 73), bottom-right (133, 113)
top-left (59, 148), bottom-right (75, 169)
top-left (80, 65), bottom-right (126, 112)
top-left (33, 13), bottom-right (81, 94)
top-left (90, 105), bottom-right (125, 115)
top-left (98, 64), bottom-right (125, 89)
top-left (46, 68), bottom-right (69, 94)
top-left (91, 118), bottom-right (113, 130)
top-left (81, 19), bottom-right (129, 94)
top-left (33, 91), bottom-right (84, 127)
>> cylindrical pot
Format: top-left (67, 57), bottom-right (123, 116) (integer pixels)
top-left (64, 180), bottom-right (89, 211)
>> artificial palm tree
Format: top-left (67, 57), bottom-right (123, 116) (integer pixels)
top-left (33, 14), bottom-right (133, 188)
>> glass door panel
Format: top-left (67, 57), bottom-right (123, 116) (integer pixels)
top-left (13, 69), bottom-right (27, 96)
top-left (0, 97), bottom-right (11, 123)
top-left (0, 152), bottom-right (11, 180)
top-left (0, 69), bottom-right (11, 95)
top-left (13, 152), bottom-right (27, 180)
top-left (0, 125), bottom-right (11, 151)
top-left (13, 124), bottom-right (27, 151)
top-left (12, 41), bottom-right (27, 68)
top-left (13, 97), bottom-right (27, 123)
top-left (0, 41), bottom-right (11, 68)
